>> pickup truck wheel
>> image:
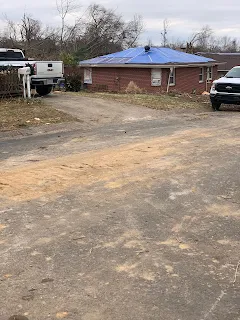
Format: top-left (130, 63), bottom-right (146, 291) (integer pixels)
top-left (36, 85), bottom-right (53, 96)
top-left (211, 102), bottom-right (221, 111)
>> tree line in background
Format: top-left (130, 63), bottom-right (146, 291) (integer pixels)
top-left (0, 1), bottom-right (143, 64)
top-left (0, 2), bottom-right (239, 66)
top-left (161, 22), bottom-right (239, 53)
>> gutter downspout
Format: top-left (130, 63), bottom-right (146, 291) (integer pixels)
top-left (167, 67), bottom-right (173, 93)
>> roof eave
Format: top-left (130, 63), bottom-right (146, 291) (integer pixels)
top-left (79, 62), bottom-right (220, 68)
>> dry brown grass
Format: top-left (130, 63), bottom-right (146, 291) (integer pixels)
top-left (0, 98), bottom-right (77, 132)
top-left (79, 91), bottom-right (211, 111)
top-left (125, 81), bottom-right (142, 94)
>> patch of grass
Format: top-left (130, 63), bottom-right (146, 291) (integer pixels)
top-left (0, 98), bottom-right (77, 132)
top-left (78, 91), bottom-right (211, 111)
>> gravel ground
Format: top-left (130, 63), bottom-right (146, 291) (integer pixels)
top-left (0, 93), bottom-right (239, 320)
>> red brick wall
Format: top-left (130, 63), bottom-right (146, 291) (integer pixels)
top-left (162, 66), bottom-right (218, 93)
top-left (86, 66), bottom-right (218, 94)
top-left (89, 68), bottom-right (154, 92)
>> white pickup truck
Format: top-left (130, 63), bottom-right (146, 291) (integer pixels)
top-left (0, 48), bottom-right (64, 95)
top-left (210, 66), bottom-right (240, 110)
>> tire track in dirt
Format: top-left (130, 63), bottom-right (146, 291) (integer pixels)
top-left (0, 127), bottom-right (229, 205)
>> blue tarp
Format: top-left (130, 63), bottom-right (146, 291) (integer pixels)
top-left (79, 47), bottom-right (215, 66)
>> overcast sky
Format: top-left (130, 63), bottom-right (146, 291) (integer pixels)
top-left (1, 0), bottom-right (240, 45)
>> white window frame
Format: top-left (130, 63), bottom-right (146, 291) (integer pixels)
top-left (169, 68), bottom-right (175, 86)
top-left (207, 67), bottom-right (213, 81)
top-left (199, 67), bottom-right (204, 83)
top-left (84, 67), bottom-right (92, 84)
top-left (151, 68), bottom-right (162, 87)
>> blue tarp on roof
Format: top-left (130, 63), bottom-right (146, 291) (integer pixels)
top-left (79, 47), bottom-right (215, 66)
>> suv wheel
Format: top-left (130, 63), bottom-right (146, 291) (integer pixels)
top-left (211, 102), bottom-right (221, 111)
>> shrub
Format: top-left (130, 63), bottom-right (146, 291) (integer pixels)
top-left (60, 53), bottom-right (78, 66)
top-left (65, 67), bottom-right (82, 92)
top-left (0, 67), bottom-right (22, 97)
top-left (125, 81), bottom-right (142, 94)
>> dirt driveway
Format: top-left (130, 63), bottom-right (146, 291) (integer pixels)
top-left (0, 95), bottom-right (239, 320)
top-left (47, 92), bottom-right (172, 126)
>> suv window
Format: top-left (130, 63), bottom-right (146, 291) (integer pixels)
top-left (0, 51), bottom-right (24, 60)
top-left (225, 67), bottom-right (240, 78)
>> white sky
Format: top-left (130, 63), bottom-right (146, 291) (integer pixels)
top-left (0, 0), bottom-right (240, 45)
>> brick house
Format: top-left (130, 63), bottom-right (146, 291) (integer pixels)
top-left (197, 52), bottom-right (240, 78)
top-left (80, 46), bottom-right (219, 94)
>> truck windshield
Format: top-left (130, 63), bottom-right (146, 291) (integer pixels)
top-left (225, 67), bottom-right (240, 78)
top-left (0, 51), bottom-right (24, 60)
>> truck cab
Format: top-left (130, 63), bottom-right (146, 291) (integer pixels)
top-left (0, 48), bottom-right (64, 95)
top-left (210, 66), bottom-right (240, 110)
top-left (0, 48), bottom-right (27, 61)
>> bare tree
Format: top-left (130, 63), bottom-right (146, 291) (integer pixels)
top-left (219, 36), bottom-right (238, 52)
top-left (161, 19), bottom-right (169, 47)
top-left (20, 14), bottom-right (42, 44)
top-left (56, 0), bottom-right (79, 48)
top-left (168, 39), bottom-right (185, 50)
top-left (2, 16), bottom-right (19, 47)
top-left (82, 4), bottom-right (143, 57)
top-left (186, 25), bottom-right (213, 52)
top-left (228, 39), bottom-right (238, 52)
top-left (122, 15), bottom-right (143, 48)
top-left (0, 4), bottom-right (143, 60)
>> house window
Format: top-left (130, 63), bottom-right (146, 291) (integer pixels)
top-left (151, 68), bottom-right (162, 86)
top-left (169, 68), bottom-right (175, 86)
top-left (84, 68), bottom-right (92, 84)
top-left (199, 67), bottom-right (204, 83)
top-left (207, 67), bottom-right (213, 81)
